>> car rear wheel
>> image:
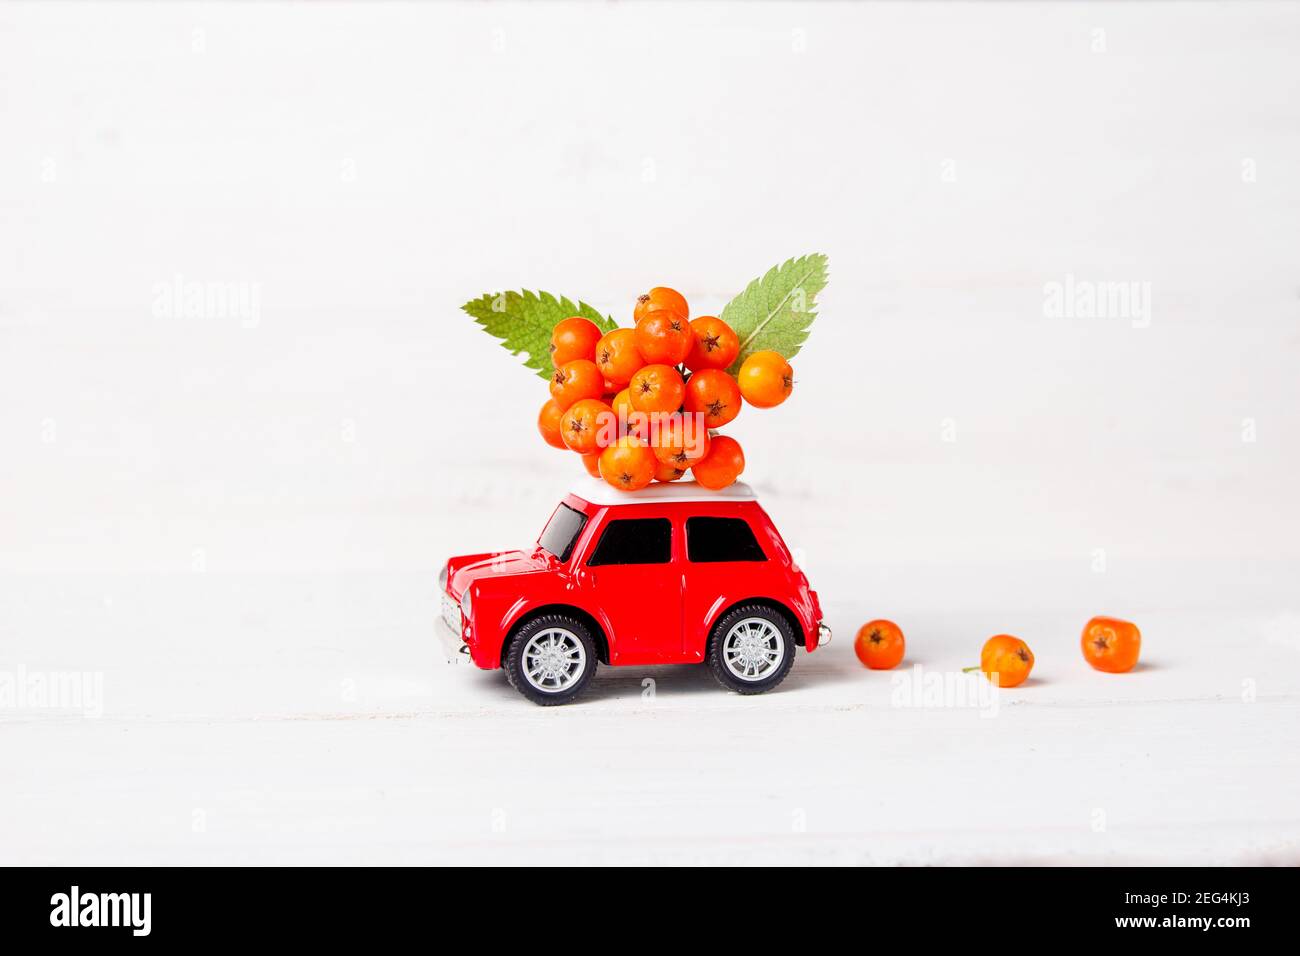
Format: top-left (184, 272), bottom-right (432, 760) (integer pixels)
top-left (707, 604), bottom-right (795, 695)
top-left (505, 613), bottom-right (597, 706)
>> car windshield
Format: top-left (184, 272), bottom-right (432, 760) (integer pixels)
top-left (538, 503), bottom-right (588, 562)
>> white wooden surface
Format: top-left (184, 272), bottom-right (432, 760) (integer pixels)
top-left (2, 2), bottom-right (1299, 865)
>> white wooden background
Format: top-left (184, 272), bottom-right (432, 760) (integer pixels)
top-left (2, 1), bottom-right (1298, 864)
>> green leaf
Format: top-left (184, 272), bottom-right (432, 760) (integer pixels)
top-left (721, 253), bottom-right (829, 374)
top-left (461, 291), bottom-right (617, 379)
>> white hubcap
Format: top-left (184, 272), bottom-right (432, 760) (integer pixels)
top-left (723, 617), bottom-right (785, 681)
top-left (523, 628), bottom-right (586, 692)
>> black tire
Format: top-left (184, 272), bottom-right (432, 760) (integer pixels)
top-left (706, 603), bottom-right (796, 695)
top-left (504, 613), bottom-right (598, 706)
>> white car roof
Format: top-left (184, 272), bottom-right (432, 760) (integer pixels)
top-left (567, 475), bottom-right (757, 505)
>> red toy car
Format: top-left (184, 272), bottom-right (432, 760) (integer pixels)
top-left (437, 477), bottom-right (830, 705)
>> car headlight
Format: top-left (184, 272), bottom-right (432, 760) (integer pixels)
top-left (438, 563), bottom-right (448, 592)
top-left (460, 587), bottom-right (473, 619)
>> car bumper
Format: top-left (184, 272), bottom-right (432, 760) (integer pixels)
top-left (809, 621), bottom-right (831, 651)
top-left (435, 615), bottom-right (470, 664)
top-left (437, 592), bottom-right (471, 664)
top-left (436, 614), bottom-right (472, 665)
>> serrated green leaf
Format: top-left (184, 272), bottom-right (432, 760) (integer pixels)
top-left (721, 253), bottom-right (829, 374)
top-left (461, 291), bottom-right (617, 379)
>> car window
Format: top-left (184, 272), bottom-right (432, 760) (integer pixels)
top-left (685, 516), bottom-right (767, 563)
top-left (587, 518), bottom-right (672, 566)
top-left (538, 504), bottom-right (588, 562)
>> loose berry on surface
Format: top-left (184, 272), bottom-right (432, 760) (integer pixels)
top-left (1081, 616), bottom-right (1141, 673)
top-left (969, 635), bottom-right (1035, 687)
top-left (854, 620), bottom-right (906, 670)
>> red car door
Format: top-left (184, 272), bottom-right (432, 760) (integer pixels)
top-left (576, 512), bottom-right (683, 665)
top-left (679, 510), bottom-right (775, 660)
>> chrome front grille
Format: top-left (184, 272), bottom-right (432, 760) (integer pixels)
top-left (440, 592), bottom-right (462, 635)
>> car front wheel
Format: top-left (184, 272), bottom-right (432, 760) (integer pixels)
top-left (707, 604), bottom-right (796, 695)
top-left (505, 613), bottom-right (597, 706)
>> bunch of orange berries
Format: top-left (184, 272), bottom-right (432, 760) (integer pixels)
top-left (537, 286), bottom-right (794, 491)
